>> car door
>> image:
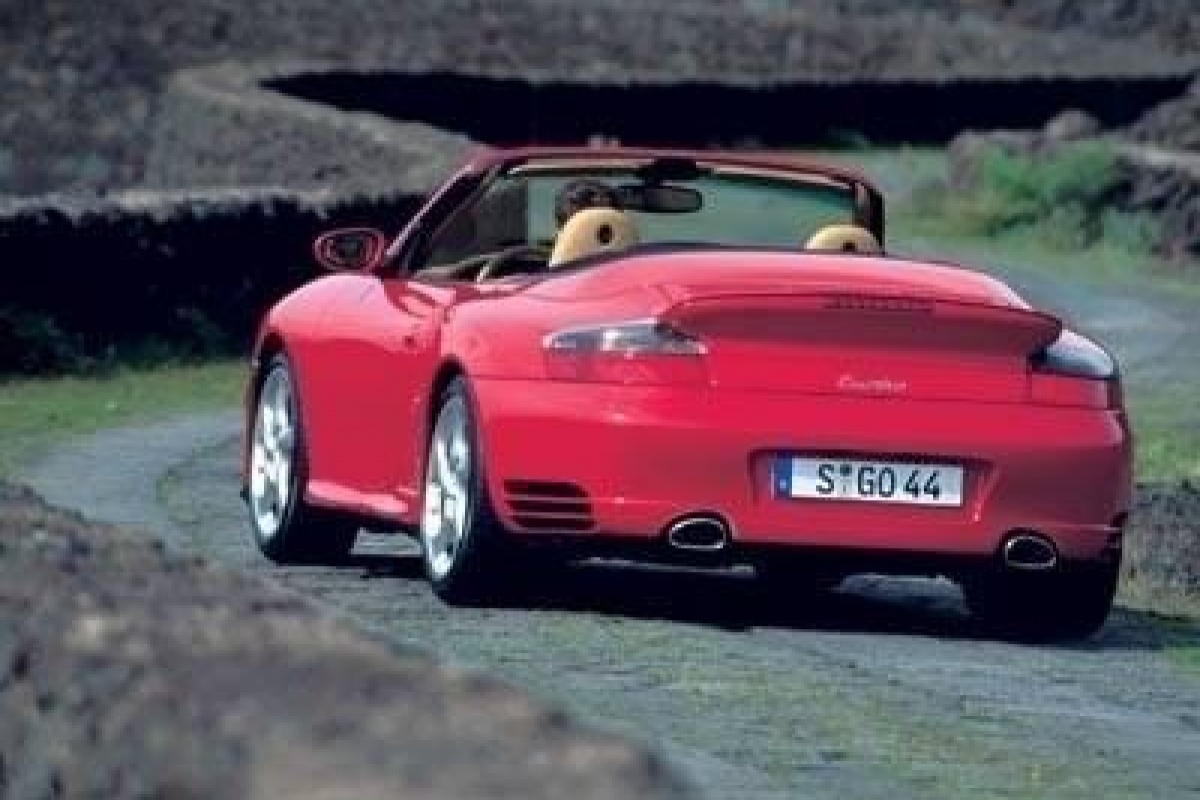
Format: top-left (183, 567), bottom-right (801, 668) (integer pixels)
top-left (305, 273), bottom-right (456, 521)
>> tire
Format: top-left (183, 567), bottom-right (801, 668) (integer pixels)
top-left (419, 376), bottom-right (506, 603)
top-left (962, 559), bottom-right (1119, 641)
top-left (247, 354), bottom-right (358, 564)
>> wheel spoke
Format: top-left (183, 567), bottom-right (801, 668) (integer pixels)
top-left (275, 424), bottom-right (294, 455)
top-left (423, 481), bottom-right (443, 528)
top-left (250, 443), bottom-right (269, 494)
top-left (273, 386), bottom-right (291, 441)
top-left (450, 429), bottom-right (470, 483)
top-left (432, 520), bottom-right (454, 559)
top-left (435, 435), bottom-right (454, 490)
top-left (261, 398), bottom-right (277, 444)
top-left (450, 486), bottom-right (468, 546)
top-left (275, 458), bottom-right (290, 508)
top-left (254, 410), bottom-right (270, 448)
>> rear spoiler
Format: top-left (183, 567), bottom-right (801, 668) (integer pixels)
top-left (661, 292), bottom-right (1062, 356)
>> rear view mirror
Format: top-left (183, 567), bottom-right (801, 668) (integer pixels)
top-left (616, 183), bottom-right (703, 214)
top-left (313, 228), bottom-right (388, 272)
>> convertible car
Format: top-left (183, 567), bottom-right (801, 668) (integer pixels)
top-left (242, 146), bottom-right (1130, 638)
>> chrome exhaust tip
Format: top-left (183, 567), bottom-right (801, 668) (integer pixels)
top-left (1002, 533), bottom-right (1058, 571)
top-left (666, 515), bottom-right (730, 552)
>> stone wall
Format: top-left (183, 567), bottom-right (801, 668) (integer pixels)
top-left (3, 0), bottom-right (1196, 198)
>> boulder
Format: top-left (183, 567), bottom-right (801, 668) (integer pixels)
top-left (1127, 78), bottom-right (1200, 153)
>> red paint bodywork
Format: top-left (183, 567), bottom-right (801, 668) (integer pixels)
top-left (244, 147), bottom-right (1131, 566)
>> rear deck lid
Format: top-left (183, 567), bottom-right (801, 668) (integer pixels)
top-left (662, 290), bottom-right (1061, 401)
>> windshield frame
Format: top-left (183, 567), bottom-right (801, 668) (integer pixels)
top-left (400, 153), bottom-right (885, 275)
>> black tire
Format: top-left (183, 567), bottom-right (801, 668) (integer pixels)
top-left (247, 354), bottom-right (358, 564)
top-left (962, 559), bottom-right (1119, 641)
top-left (419, 376), bottom-right (507, 604)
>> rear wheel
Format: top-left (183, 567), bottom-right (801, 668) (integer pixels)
top-left (962, 560), bottom-right (1119, 641)
top-left (420, 376), bottom-right (506, 603)
top-left (247, 355), bottom-right (358, 563)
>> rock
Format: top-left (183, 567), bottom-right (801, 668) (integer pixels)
top-left (1043, 109), bottom-right (1102, 142)
top-left (2, 0), bottom-right (1197, 198)
top-left (1127, 78), bottom-right (1200, 152)
top-left (1114, 145), bottom-right (1200, 260)
top-left (0, 483), bottom-right (691, 799)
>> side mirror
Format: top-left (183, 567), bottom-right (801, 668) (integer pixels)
top-left (313, 228), bottom-right (389, 272)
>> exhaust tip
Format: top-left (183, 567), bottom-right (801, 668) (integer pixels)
top-left (666, 515), bottom-right (730, 552)
top-left (1002, 532), bottom-right (1058, 571)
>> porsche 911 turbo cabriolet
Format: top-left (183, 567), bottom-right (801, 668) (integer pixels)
top-left (242, 146), bottom-right (1131, 638)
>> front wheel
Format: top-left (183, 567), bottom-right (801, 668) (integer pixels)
top-left (420, 376), bottom-right (505, 603)
top-left (962, 560), bottom-right (1119, 641)
top-left (247, 354), bottom-right (358, 564)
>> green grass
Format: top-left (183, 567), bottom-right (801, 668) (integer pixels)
top-left (890, 213), bottom-right (1200, 301)
top-left (870, 141), bottom-right (1200, 298)
top-left (1134, 614), bottom-right (1200, 679)
top-left (0, 361), bottom-right (245, 476)
top-left (1126, 387), bottom-right (1200, 481)
top-left (1165, 640), bottom-right (1200, 678)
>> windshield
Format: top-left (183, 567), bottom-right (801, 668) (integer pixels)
top-left (530, 172), bottom-right (852, 247)
top-left (419, 163), bottom-right (863, 274)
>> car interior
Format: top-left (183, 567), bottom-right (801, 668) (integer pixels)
top-left (414, 162), bottom-right (882, 283)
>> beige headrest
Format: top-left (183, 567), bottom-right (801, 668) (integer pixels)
top-left (805, 224), bottom-right (882, 255)
top-left (549, 208), bottom-right (640, 268)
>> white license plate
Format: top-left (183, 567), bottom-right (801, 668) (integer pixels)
top-left (775, 457), bottom-right (964, 507)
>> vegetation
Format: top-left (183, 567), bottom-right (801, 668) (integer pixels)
top-left (901, 141), bottom-right (1159, 255)
top-left (0, 194), bottom-right (417, 375)
top-left (0, 361), bottom-right (245, 475)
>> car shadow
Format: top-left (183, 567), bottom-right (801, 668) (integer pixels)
top-left (502, 561), bottom-right (981, 638)
top-left (344, 544), bottom-right (1198, 651)
top-left (342, 552), bottom-right (426, 577)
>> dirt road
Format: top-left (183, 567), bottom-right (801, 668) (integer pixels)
top-left (21, 257), bottom-right (1200, 799)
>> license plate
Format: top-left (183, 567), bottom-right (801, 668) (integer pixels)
top-left (774, 457), bottom-right (964, 507)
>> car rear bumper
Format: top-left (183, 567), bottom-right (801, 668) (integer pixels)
top-left (472, 378), bottom-right (1132, 562)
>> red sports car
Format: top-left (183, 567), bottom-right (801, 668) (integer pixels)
top-left (242, 147), bottom-right (1131, 638)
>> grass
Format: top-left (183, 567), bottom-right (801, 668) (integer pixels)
top-left (1126, 388), bottom-right (1200, 482)
top-left (890, 214), bottom-right (1200, 302)
top-left (0, 360), bottom-right (245, 476)
top-left (1125, 612), bottom-right (1200, 679)
top-left (1164, 637), bottom-right (1200, 678)
top-left (872, 142), bottom-right (1200, 298)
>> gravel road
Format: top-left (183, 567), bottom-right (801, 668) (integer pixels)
top-left (21, 259), bottom-right (1200, 799)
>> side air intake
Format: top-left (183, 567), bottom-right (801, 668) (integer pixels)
top-left (502, 480), bottom-right (595, 532)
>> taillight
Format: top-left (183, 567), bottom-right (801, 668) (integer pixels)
top-left (543, 320), bottom-right (708, 385)
top-left (1030, 330), bottom-right (1121, 408)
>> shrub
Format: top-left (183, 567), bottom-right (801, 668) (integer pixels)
top-left (976, 140), bottom-right (1120, 221)
top-left (0, 308), bottom-right (87, 374)
top-left (0, 194), bottom-right (421, 375)
top-left (1100, 208), bottom-right (1159, 255)
top-left (931, 140), bottom-right (1161, 253)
